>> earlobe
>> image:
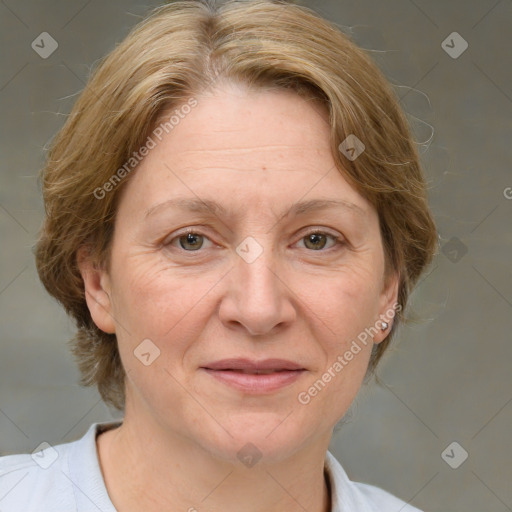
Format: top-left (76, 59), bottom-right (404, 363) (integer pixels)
top-left (77, 247), bottom-right (116, 334)
top-left (374, 271), bottom-right (400, 344)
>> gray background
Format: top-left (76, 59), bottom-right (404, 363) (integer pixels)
top-left (1, 1), bottom-right (511, 511)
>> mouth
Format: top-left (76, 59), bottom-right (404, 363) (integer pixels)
top-left (200, 358), bottom-right (306, 393)
top-left (213, 369), bottom-right (295, 374)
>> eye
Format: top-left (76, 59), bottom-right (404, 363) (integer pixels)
top-left (298, 231), bottom-right (340, 251)
top-left (166, 230), bottom-right (214, 251)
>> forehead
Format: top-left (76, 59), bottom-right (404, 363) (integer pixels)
top-left (168, 84), bottom-right (331, 163)
top-left (118, 84), bottom-right (372, 220)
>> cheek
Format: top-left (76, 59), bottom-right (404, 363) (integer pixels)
top-left (109, 253), bottom-right (221, 354)
top-left (290, 266), bottom-right (381, 407)
top-left (296, 263), bottom-right (383, 339)
top-left (108, 255), bottom-right (220, 410)
top-left (296, 287), bottom-right (376, 419)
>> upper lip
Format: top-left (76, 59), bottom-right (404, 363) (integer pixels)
top-left (202, 358), bottom-right (305, 371)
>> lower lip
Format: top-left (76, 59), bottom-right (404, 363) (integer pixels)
top-left (202, 369), bottom-right (305, 393)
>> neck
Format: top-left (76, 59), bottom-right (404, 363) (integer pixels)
top-left (97, 411), bottom-right (332, 512)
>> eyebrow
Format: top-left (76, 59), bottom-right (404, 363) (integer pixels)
top-left (143, 197), bottom-right (366, 220)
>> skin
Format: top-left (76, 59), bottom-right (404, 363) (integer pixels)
top-left (79, 81), bottom-right (399, 512)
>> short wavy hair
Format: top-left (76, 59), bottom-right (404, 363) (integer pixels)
top-left (35, 0), bottom-right (438, 411)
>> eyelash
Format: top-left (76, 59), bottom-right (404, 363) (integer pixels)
top-left (163, 227), bottom-right (344, 253)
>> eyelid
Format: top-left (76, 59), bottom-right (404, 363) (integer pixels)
top-left (300, 226), bottom-right (342, 237)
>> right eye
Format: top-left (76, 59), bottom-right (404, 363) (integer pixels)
top-left (165, 230), bottom-right (214, 252)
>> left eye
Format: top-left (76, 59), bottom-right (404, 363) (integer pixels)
top-left (298, 232), bottom-right (339, 251)
top-left (169, 232), bottom-right (213, 251)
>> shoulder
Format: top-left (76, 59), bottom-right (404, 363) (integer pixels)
top-left (325, 451), bottom-right (423, 512)
top-left (0, 442), bottom-right (76, 511)
top-left (0, 421), bottom-right (120, 512)
top-left (351, 480), bottom-right (423, 512)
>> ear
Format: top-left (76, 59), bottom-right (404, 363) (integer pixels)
top-left (373, 270), bottom-right (400, 344)
top-left (77, 247), bottom-right (116, 334)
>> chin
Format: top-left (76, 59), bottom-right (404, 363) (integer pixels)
top-left (196, 411), bottom-right (315, 465)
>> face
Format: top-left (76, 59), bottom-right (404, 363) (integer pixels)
top-left (82, 82), bottom-right (398, 463)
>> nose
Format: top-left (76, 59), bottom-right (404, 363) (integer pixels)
top-left (218, 249), bottom-right (297, 337)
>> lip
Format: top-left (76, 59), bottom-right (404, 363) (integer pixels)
top-left (200, 358), bottom-right (306, 393)
top-left (202, 358), bottom-right (305, 372)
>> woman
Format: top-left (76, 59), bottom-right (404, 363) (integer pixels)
top-left (0, 1), bottom-right (437, 510)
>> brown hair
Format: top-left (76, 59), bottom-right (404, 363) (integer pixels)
top-left (35, 0), bottom-right (438, 411)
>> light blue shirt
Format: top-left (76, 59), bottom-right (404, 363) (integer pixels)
top-left (0, 421), bottom-right (422, 511)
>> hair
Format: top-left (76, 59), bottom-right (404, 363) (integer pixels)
top-left (35, 0), bottom-right (438, 411)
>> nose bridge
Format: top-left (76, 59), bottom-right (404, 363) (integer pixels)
top-left (238, 248), bottom-right (278, 300)
top-left (223, 237), bottom-right (294, 335)
top-left (236, 239), bottom-right (280, 303)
